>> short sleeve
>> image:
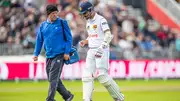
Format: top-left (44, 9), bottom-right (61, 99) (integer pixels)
top-left (100, 18), bottom-right (110, 32)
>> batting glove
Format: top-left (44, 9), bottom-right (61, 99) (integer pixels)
top-left (101, 41), bottom-right (109, 49)
top-left (95, 42), bottom-right (108, 58)
top-left (95, 46), bottom-right (103, 58)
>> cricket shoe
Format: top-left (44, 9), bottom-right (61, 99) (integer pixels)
top-left (114, 95), bottom-right (125, 101)
top-left (83, 100), bottom-right (92, 101)
top-left (114, 99), bottom-right (124, 101)
top-left (65, 94), bottom-right (74, 101)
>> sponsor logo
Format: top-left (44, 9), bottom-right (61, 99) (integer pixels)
top-left (57, 60), bottom-right (60, 63)
top-left (1, 60), bottom-right (180, 80)
top-left (88, 34), bottom-right (98, 38)
top-left (102, 22), bottom-right (107, 25)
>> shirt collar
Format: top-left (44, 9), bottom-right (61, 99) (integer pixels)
top-left (46, 19), bottom-right (51, 23)
top-left (46, 17), bottom-right (58, 23)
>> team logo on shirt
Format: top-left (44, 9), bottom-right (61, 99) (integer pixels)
top-left (93, 24), bottom-right (97, 29)
top-left (79, 7), bottom-right (82, 12)
top-left (57, 60), bottom-right (60, 63)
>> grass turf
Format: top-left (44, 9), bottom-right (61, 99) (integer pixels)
top-left (0, 79), bottom-right (180, 101)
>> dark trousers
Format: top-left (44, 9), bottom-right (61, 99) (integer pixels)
top-left (46, 54), bottom-right (71, 101)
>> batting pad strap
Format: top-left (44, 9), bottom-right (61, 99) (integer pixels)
top-left (97, 74), bottom-right (110, 85)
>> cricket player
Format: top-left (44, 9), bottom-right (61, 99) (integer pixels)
top-left (79, 1), bottom-right (124, 101)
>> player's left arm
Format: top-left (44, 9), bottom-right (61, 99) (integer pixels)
top-left (95, 18), bottom-right (113, 57)
top-left (101, 18), bottom-right (113, 48)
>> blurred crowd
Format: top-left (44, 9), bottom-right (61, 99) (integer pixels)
top-left (0, 0), bottom-right (179, 59)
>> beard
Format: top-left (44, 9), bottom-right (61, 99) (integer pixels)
top-left (52, 16), bottom-right (57, 21)
top-left (85, 16), bottom-right (90, 20)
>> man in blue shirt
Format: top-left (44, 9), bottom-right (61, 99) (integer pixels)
top-left (33, 4), bottom-right (73, 101)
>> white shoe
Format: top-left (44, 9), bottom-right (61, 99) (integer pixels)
top-left (114, 99), bottom-right (124, 101)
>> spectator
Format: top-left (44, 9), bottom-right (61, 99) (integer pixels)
top-left (167, 32), bottom-right (176, 46)
top-left (142, 36), bottom-right (153, 51)
top-left (0, 26), bottom-right (8, 43)
top-left (118, 33), bottom-right (133, 50)
top-left (175, 32), bottom-right (180, 51)
top-left (22, 30), bottom-right (36, 48)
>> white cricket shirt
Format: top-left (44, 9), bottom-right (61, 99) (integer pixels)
top-left (86, 13), bottom-right (110, 48)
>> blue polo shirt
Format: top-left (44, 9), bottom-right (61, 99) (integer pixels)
top-left (34, 17), bottom-right (72, 58)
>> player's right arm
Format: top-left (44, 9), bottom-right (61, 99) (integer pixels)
top-left (79, 38), bottom-right (88, 47)
top-left (33, 23), bottom-right (44, 61)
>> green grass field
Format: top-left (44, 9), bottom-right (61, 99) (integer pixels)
top-left (0, 79), bottom-right (180, 101)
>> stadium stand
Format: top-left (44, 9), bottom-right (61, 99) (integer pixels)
top-left (0, 0), bottom-right (179, 60)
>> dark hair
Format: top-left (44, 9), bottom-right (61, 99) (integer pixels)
top-left (46, 4), bottom-right (58, 15)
